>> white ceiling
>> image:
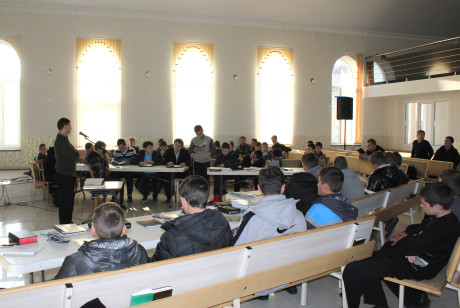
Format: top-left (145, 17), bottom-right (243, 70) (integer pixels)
top-left (1, 0), bottom-right (460, 40)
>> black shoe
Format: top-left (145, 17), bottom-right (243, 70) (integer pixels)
top-left (406, 292), bottom-right (430, 308)
top-left (91, 195), bottom-right (95, 200)
top-left (152, 193), bottom-right (158, 201)
top-left (286, 286), bottom-right (297, 294)
top-left (127, 196), bottom-right (133, 203)
top-left (165, 197), bottom-right (171, 203)
top-left (142, 194), bottom-right (148, 201)
top-left (255, 295), bottom-right (269, 301)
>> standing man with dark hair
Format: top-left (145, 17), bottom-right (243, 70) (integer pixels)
top-left (189, 125), bottom-right (216, 182)
top-left (343, 183), bottom-right (460, 308)
top-left (151, 175), bottom-right (233, 262)
top-left (411, 130), bottom-right (433, 159)
top-left (433, 136), bottom-right (460, 169)
top-left (54, 118), bottom-right (80, 224)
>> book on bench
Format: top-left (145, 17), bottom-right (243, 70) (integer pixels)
top-left (55, 224), bottom-right (87, 235)
top-left (130, 286), bottom-right (173, 306)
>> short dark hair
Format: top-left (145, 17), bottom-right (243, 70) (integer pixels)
top-left (179, 175), bottom-right (209, 209)
top-left (57, 118), bottom-right (70, 130)
top-left (194, 125), bottom-right (203, 133)
top-left (222, 142), bottom-right (230, 149)
top-left (302, 153), bottom-right (318, 169)
top-left (117, 139), bottom-right (126, 146)
top-left (271, 135), bottom-right (278, 140)
top-left (307, 140), bottom-right (314, 145)
top-left (334, 156), bottom-right (348, 169)
top-left (159, 140), bottom-right (167, 147)
top-left (417, 130), bottom-right (425, 135)
top-left (307, 143), bottom-right (316, 150)
top-left (174, 138), bottom-right (184, 147)
top-left (92, 202), bottom-right (125, 239)
top-left (262, 142), bottom-right (268, 146)
top-left (94, 141), bottom-right (106, 150)
top-left (253, 150), bottom-right (263, 160)
top-left (446, 136), bottom-right (455, 143)
top-left (39, 143), bottom-right (46, 150)
top-left (85, 142), bottom-right (93, 150)
top-left (420, 182), bottom-right (454, 210)
top-left (143, 141), bottom-right (153, 148)
top-left (392, 152), bottom-right (403, 166)
top-left (384, 152), bottom-right (398, 167)
top-left (214, 140), bottom-right (220, 148)
top-left (229, 141), bottom-right (235, 147)
top-left (319, 167), bottom-right (344, 193)
top-left (370, 151), bottom-right (386, 166)
top-left (129, 137), bottom-right (135, 142)
top-left (367, 138), bottom-right (376, 145)
top-left (255, 142), bottom-right (261, 147)
top-left (251, 138), bottom-right (257, 143)
top-left (240, 136), bottom-right (246, 141)
top-left (315, 142), bottom-right (323, 148)
top-left (258, 166), bottom-right (285, 195)
top-left (441, 169), bottom-right (460, 196)
top-left (271, 148), bottom-right (282, 158)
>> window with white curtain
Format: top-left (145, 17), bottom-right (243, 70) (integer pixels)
top-left (405, 100), bottom-right (449, 146)
top-left (77, 39), bottom-right (121, 148)
top-left (173, 43), bottom-right (214, 145)
top-left (0, 40), bottom-right (20, 150)
top-left (257, 48), bottom-right (293, 145)
top-left (331, 57), bottom-right (356, 144)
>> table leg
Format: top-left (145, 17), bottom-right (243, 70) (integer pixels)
top-left (29, 272), bottom-right (34, 284)
top-left (219, 174), bottom-right (223, 201)
top-left (41, 270), bottom-right (45, 282)
top-left (171, 173), bottom-right (176, 209)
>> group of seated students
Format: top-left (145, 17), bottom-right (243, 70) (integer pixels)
top-left (53, 163), bottom-right (460, 306)
top-left (82, 138), bottom-right (191, 206)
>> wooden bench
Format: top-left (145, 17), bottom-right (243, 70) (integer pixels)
top-left (0, 217), bottom-right (376, 308)
top-left (385, 237), bottom-right (460, 308)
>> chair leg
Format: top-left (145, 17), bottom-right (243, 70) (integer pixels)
top-left (409, 208), bottom-right (414, 224)
top-left (32, 187), bottom-right (35, 203)
top-left (300, 282), bottom-right (307, 307)
top-left (399, 284), bottom-right (405, 308)
top-left (379, 221), bottom-right (385, 247)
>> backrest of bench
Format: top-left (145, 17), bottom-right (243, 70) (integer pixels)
top-left (402, 158), bottom-right (429, 178)
top-left (386, 181), bottom-right (419, 207)
top-left (353, 191), bottom-right (390, 218)
top-left (427, 160), bottom-right (453, 178)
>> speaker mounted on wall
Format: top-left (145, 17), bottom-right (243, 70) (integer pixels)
top-left (336, 96), bottom-right (353, 120)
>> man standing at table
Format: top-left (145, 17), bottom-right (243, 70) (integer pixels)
top-left (54, 118), bottom-right (80, 224)
top-left (189, 125), bottom-right (216, 182)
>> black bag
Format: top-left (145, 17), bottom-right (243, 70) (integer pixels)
top-left (407, 165), bottom-right (418, 180)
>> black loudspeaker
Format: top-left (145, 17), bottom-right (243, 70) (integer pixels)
top-left (336, 96), bottom-right (353, 120)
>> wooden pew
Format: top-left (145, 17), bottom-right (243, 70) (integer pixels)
top-left (0, 217), bottom-right (376, 308)
top-left (402, 157), bottom-right (429, 179)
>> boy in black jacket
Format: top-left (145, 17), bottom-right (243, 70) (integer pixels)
top-left (343, 183), bottom-right (460, 308)
top-left (132, 141), bottom-right (163, 201)
top-left (55, 202), bottom-right (148, 279)
top-left (213, 142), bottom-right (240, 197)
top-left (151, 175), bottom-right (233, 261)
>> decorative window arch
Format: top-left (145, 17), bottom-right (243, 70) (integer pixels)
top-left (76, 38), bottom-right (121, 148)
top-left (331, 55), bottom-right (362, 145)
top-left (0, 38), bottom-right (21, 150)
top-left (173, 43), bottom-right (214, 144)
top-left (257, 47), bottom-right (294, 145)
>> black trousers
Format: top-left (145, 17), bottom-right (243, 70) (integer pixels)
top-left (56, 173), bottom-right (76, 224)
top-left (194, 161), bottom-right (210, 183)
top-left (111, 172), bottom-right (133, 201)
top-left (135, 173), bottom-right (161, 197)
top-left (163, 171), bottom-right (190, 198)
top-left (343, 242), bottom-right (424, 308)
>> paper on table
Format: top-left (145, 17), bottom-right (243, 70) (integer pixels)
top-left (0, 243), bottom-right (43, 256)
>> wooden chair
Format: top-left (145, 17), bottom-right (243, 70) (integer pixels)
top-left (29, 159), bottom-right (51, 203)
top-left (86, 164), bottom-right (106, 207)
top-left (385, 237), bottom-right (460, 308)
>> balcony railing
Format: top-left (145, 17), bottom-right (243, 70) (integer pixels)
top-left (365, 36), bottom-right (460, 86)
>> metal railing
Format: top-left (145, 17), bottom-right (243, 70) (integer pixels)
top-left (365, 36), bottom-right (460, 86)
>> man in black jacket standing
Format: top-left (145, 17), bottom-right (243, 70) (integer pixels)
top-left (151, 175), bottom-right (233, 262)
top-left (411, 130), bottom-right (433, 159)
top-left (343, 183), bottom-right (460, 308)
top-left (54, 118), bottom-right (80, 224)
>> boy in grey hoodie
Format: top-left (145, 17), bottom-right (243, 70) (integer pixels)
top-left (234, 166), bottom-right (306, 246)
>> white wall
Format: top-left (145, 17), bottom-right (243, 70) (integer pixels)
top-left (0, 10), bottom-right (421, 167)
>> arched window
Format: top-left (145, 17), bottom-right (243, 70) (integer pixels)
top-left (373, 62), bottom-right (385, 83)
top-left (0, 40), bottom-right (20, 150)
top-left (173, 43), bottom-right (214, 144)
top-left (257, 48), bottom-right (293, 145)
top-left (77, 39), bottom-right (121, 148)
top-left (331, 56), bottom-right (357, 144)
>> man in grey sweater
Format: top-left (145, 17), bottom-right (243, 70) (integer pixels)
top-left (54, 118), bottom-right (80, 224)
top-left (189, 125), bottom-right (216, 182)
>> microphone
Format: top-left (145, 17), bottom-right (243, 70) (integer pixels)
top-left (79, 132), bottom-right (89, 138)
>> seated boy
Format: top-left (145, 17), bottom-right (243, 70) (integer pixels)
top-left (305, 167), bottom-right (358, 229)
top-left (213, 142), bottom-right (240, 197)
top-left (132, 141), bottom-right (163, 201)
top-left (152, 175), bottom-right (233, 261)
top-left (55, 202), bottom-right (148, 279)
top-left (265, 148), bottom-right (283, 167)
top-left (82, 142), bottom-right (94, 164)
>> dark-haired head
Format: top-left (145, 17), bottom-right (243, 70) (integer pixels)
top-left (92, 202), bottom-right (125, 239)
top-left (258, 166), bottom-right (285, 196)
top-left (179, 175), bottom-right (209, 209)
